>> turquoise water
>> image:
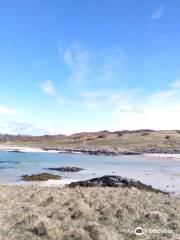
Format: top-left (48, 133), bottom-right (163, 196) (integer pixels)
top-left (0, 152), bottom-right (180, 195)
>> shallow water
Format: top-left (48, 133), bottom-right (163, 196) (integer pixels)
top-left (0, 152), bottom-right (180, 195)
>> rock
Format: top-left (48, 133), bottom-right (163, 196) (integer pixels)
top-left (22, 173), bottom-right (61, 181)
top-left (133, 146), bottom-right (180, 154)
top-left (10, 150), bottom-right (24, 153)
top-left (57, 147), bottom-right (142, 156)
top-left (48, 166), bottom-right (84, 172)
top-left (69, 175), bottom-right (168, 194)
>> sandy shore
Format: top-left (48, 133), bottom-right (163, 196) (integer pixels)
top-left (0, 185), bottom-right (179, 240)
top-left (1, 144), bottom-right (180, 160)
top-left (143, 153), bottom-right (180, 160)
top-left (0, 145), bottom-right (58, 153)
top-left (7, 179), bottom-right (80, 187)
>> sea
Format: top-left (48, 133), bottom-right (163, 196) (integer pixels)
top-left (0, 151), bottom-right (180, 195)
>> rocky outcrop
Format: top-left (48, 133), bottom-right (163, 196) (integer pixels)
top-left (69, 175), bottom-right (167, 194)
top-left (48, 167), bottom-right (84, 172)
top-left (133, 147), bottom-right (180, 154)
top-left (22, 173), bottom-right (61, 181)
top-left (58, 148), bottom-right (141, 156)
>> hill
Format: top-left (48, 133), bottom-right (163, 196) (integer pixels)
top-left (1, 130), bottom-right (180, 152)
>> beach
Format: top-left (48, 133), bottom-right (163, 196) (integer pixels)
top-left (0, 145), bottom-right (51, 153)
top-left (1, 144), bottom-right (180, 239)
top-left (1, 144), bottom-right (180, 159)
top-left (1, 0), bottom-right (180, 239)
top-left (1, 147), bottom-right (180, 195)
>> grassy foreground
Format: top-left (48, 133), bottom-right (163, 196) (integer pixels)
top-left (0, 186), bottom-right (180, 240)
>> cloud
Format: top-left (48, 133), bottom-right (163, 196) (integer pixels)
top-left (63, 48), bottom-right (74, 66)
top-left (150, 4), bottom-right (164, 20)
top-left (59, 43), bottom-right (126, 87)
top-left (40, 80), bottom-right (68, 106)
top-left (81, 88), bottom-right (137, 112)
top-left (56, 96), bottom-right (67, 105)
top-left (61, 44), bottom-right (90, 85)
top-left (0, 121), bottom-right (63, 136)
top-left (40, 80), bottom-right (57, 96)
top-left (0, 105), bottom-right (17, 115)
top-left (78, 78), bottom-right (180, 131)
top-left (85, 101), bottom-right (101, 111)
top-left (116, 103), bottom-right (133, 112)
top-left (2, 78), bottom-right (180, 135)
top-left (109, 79), bottom-right (180, 130)
top-left (111, 104), bottom-right (180, 131)
top-left (170, 79), bottom-right (180, 89)
top-left (100, 46), bottom-right (126, 83)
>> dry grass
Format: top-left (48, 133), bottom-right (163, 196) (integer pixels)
top-left (4, 130), bottom-right (180, 149)
top-left (0, 185), bottom-right (180, 240)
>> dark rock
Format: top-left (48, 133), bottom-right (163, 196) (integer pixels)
top-left (10, 150), bottom-right (24, 153)
top-left (48, 166), bottom-right (84, 172)
top-left (57, 148), bottom-right (141, 156)
top-left (22, 173), bottom-right (61, 181)
top-left (69, 175), bottom-right (168, 194)
top-left (133, 146), bottom-right (180, 154)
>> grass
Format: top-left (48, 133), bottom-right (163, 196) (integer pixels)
top-left (0, 185), bottom-right (180, 240)
top-left (3, 130), bottom-right (180, 149)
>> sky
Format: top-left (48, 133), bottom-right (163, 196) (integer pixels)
top-left (0, 0), bottom-right (180, 135)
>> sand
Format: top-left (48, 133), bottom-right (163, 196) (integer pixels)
top-left (0, 145), bottom-right (58, 153)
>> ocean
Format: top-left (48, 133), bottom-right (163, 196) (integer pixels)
top-left (0, 151), bottom-right (180, 195)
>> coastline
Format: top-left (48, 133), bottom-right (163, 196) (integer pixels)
top-left (1, 147), bottom-right (180, 238)
top-left (143, 153), bottom-right (180, 160)
top-left (0, 145), bottom-right (57, 153)
top-left (1, 144), bottom-right (180, 160)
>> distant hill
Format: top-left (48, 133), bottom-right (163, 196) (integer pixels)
top-left (2, 129), bottom-right (180, 152)
top-left (0, 129), bottom-right (155, 143)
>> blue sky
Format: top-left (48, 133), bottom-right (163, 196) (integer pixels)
top-left (0, 0), bottom-right (180, 135)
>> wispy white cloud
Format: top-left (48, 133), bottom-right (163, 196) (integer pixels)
top-left (40, 80), bottom-right (57, 96)
top-left (59, 43), bottom-right (126, 87)
top-left (33, 42), bottom-right (180, 133)
top-left (170, 79), bottom-right (180, 89)
top-left (81, 88), bottom-right (138, 112)
top-left (56, 96), bottom-right (67, 105)
top-left (2, 78), bottom-right (180, 135)
top-left (62, 43), bottom-right (90, 85)
top-left (0, 121), bottom-right (64, 136)
top-left (77, 78), bottom-right (180, 131)
top-left (100, 46), bottom-right (126, 83)
top-left (150, 4), bottom-right (164, 20)
top-left (109, 79), bottom-right (180, 130)
top-left (40, 80), bottom-right (68, 106)
top-left (0, 105), bottom-right (17, 115)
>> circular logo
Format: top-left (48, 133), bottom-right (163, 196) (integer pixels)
top-left (135, 227), bottom-right (144, 236)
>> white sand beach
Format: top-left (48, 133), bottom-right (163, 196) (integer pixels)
top-left (143, 153), bottom-right (180, 160)
top-left (0, 145), bottom-right (58, 153)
